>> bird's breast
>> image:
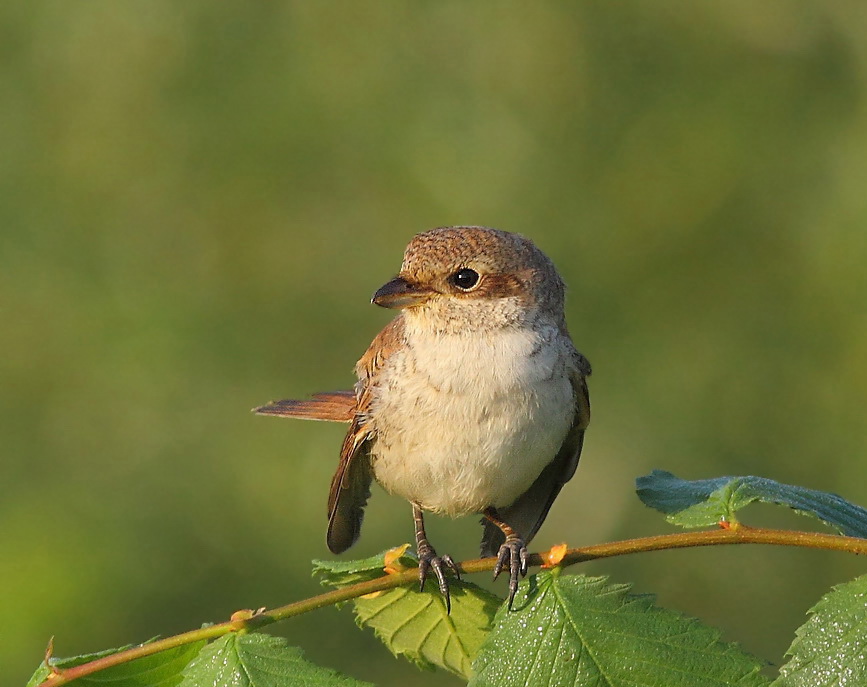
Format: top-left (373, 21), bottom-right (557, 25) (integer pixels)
top-left (367, 325), bottom-right (575, 515)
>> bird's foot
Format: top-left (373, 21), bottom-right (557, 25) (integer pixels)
top-left (493, 535), bottom-right (529, 610)
top-left (416, 541), bottom-right (461, 613)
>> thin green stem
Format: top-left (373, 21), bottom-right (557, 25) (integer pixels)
top-left (37, 525), bottom-right (867, 686)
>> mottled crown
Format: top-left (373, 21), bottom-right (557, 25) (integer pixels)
top-left (400, 226), bottom-right (566, 318)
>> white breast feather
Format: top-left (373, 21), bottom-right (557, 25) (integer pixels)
top-left (368, 322), bottom-right (575, 515)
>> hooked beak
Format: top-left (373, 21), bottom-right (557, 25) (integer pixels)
top-left (371, 276), bottom-right (434, 309)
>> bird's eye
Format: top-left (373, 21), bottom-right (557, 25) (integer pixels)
top-left (450, 268), bottom-right (480, 291)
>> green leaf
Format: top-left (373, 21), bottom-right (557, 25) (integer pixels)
top-left (353, 578), bottom-right (501, 679)
top-left (314, 550), bottom-right (501, 679)
top-left (470, 571), bottom-right (770, 687)
top-left (27, 644), bottom-right (132, 687)
top-left (26, 640), bottom-right (204, 687)
top-left (312, 545), bottom-right (416, 587)
top-left (636, 470), bottom-right (867, 536)
top-left (179, 633), bottom-right (371, 687)
top-left (774, 573), bottom-right (867, 686)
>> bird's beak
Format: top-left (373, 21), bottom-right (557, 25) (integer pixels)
top-left (371, 276), bottom-right (434, 309)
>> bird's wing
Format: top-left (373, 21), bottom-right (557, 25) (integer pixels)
top-left (254, 390), bottom-right (356, 422)
top-left (326, 316), bottom-right (406, 553)
top-left (325, 412), bottom-right (374, 553)
top-left (480, 360), bottom-right (591, 558)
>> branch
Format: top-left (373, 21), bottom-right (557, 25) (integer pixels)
top-left (38, 525), bottom-right (867, 686)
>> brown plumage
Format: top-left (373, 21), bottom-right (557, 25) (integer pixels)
top-left (255, 226), bottom-right (590, 610)
top-left (255, 391), bottom-right (355, 423)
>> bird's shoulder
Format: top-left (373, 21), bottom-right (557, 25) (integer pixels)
top-left (354, 315), bottom-right (407, 384)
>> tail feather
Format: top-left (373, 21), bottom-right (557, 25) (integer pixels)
top-left (254, 390), bottom-right (355, 422)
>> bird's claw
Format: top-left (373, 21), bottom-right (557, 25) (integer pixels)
top-left (493, 536), bottom-right (529, 610)
top-left (417, 544), bottom-right (461, 613)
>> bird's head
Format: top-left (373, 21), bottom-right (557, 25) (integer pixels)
top-left (371, 226), bottom-right (566, 334)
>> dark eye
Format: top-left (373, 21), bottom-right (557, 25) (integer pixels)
top-left (450, 268), bottom-right (480, 291)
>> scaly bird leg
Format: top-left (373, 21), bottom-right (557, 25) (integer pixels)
top-left (413, 503), bottom-right (460, 613)
top-left (483, 507), bottom-right (530, 610)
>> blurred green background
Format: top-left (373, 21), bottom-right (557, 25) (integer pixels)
top-left (3, 2), bottom-right (867, 684)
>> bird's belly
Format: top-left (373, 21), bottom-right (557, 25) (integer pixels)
top-left (368, 371), bottom-right (574, 516)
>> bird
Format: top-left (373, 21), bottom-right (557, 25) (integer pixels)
top-left (255, 226), bottom-right (590, 610)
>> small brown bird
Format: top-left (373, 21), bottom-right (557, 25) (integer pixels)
top-left (256, 226), bottom-right (590, 610)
